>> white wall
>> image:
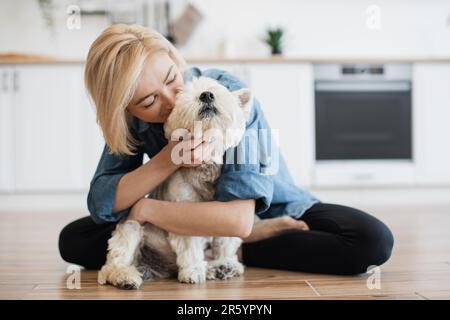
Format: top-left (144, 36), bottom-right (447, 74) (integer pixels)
top-left (1, 0), bottom-right (450, 59)
top-left (0, 0), bottom-right (109, 59)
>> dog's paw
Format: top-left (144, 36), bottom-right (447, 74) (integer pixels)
top-left (207, 259), bottom-right (244, 280)
top-left (98, 264), bottom-right (143, 290)
top-left (177, 264), bottom-right (207, 284)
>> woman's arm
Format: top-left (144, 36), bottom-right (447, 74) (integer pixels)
top-left (112, 143), bottom-right (177, 213)
top-left (129, 198), bottom-right (256, 238)
top-left (87, 144), bottom-right (144, 223)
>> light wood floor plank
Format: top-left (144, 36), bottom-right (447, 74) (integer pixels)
top-left (1, 206), bottom-right (449, 299)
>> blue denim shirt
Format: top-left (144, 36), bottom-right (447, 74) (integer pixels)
top-left (87, 67), bottom-right (320, 224)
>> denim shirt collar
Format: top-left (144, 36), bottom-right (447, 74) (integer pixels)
top-left (135, 66), bottom-right (202, 134)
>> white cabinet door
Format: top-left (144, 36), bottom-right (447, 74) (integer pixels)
top-left (13, 65), bottom-right (85, 191)
top-left (246, 63), bottom-right (315, 187)
top-left (414, 64), bottom-right (450, 186)
top-left (79, 84), bottom-right (105, 188)
top-left (0, 67), bottom-right (15, 192)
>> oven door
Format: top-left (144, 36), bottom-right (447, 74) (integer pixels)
top-left (315, 81), bottom-right (412, 160)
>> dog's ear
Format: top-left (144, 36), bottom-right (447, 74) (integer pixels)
top-left (233, 88), bottom-right (253, 120)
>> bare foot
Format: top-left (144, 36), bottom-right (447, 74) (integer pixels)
top-left (242, 216), bottom-right (309, 244)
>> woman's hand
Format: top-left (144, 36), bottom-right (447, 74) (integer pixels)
top-left (163, 136), bottom-right (214, 168)
top-left (126, 198), bottom-right (149, 225)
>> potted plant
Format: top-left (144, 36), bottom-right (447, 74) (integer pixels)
top-left (263, 26), bottom-right (285, 56)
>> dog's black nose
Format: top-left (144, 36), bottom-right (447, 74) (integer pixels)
top-left (199, 91), bottom-right (215, 103)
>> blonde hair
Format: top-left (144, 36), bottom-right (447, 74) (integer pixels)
top-left (85, 24), bottom-right (188, 155)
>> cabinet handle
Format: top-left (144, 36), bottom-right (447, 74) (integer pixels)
top-left (1, 71), bottom-right (8, 92)
top-left (13, 70), bottom-right (19, 92)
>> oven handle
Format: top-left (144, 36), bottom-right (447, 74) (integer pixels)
top-left (315, 81), bottom-right (411, 92)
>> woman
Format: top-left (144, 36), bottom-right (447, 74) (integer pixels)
top-left (58, 24), bottom-right (394, 276)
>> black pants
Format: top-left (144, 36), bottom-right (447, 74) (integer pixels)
top-left (58, 203), bottom-right (394, 276)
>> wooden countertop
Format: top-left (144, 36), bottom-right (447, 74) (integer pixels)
top-left (0, 53), bottom-right (75, 64)
top-left (1, 53), bottom-right (450, 64)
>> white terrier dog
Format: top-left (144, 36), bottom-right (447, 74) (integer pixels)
top-left (98, 76), bottom-right (253, 289)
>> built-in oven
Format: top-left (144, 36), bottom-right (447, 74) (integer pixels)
top-left (313, 64), bottom-right (415, 186)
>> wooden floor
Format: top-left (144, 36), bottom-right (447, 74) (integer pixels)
top-left (1, 205), bottom-right (449, 300)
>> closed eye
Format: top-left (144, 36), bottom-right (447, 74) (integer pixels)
top-left (168, 74), bottom-right (177, 84)
top-left (143, 74), bottom-right (177, 109)
top-left (144, 96), bottom-right (156, 109)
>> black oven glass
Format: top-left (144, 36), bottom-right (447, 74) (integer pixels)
top-left (315, 90), bottom-right (412, 160)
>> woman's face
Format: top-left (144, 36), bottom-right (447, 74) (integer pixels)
top-left (127, 52), bottom-right (184, 123)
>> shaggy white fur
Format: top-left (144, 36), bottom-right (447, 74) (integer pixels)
top-left (98, 77), bottom-right (253, 289)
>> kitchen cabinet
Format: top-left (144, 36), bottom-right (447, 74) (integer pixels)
top-left (0, 66), bottom-right (15, 192)
top-left (0, 64), bottom-right (104, 192)
top-left (79, 92), bottom-right (105, 188)
top-left (245, 63), bottom-right (315, 187)
top-left (2, 61), bottom-right (450, 193)
top-left (414, 64), bottom-right (450, 186)
top-left (14, 65), bottom-right (84, 191)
